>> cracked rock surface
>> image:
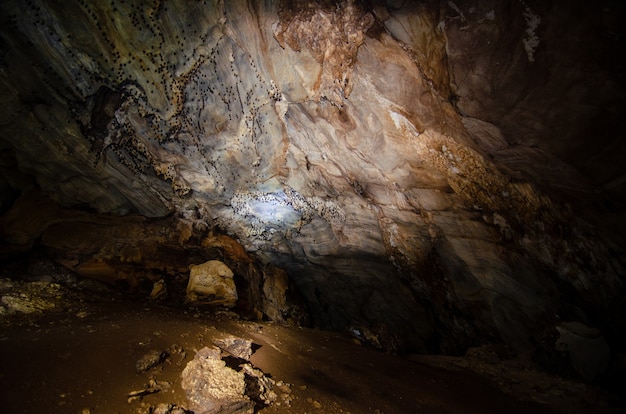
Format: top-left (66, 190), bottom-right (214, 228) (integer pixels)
top-left (0, 0), bottom-right (625, 360)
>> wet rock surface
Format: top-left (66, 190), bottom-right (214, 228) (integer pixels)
top-left (0, 277), bottom-right (623, 414)
top-left (0, 0), bottom-right (624, 398)
top-left (411, 344), bottom-right (623, 414)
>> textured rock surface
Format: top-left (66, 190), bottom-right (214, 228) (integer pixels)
top-left (0, 278), bottom-right (60, 315)
top-left (186, 260), bottom-right (237, 307)
top-left (214, 335), bottom-right (255, 361)
top-left (135, 349), bottom-right (167, 374)
top-left (0, 191), bottom-right (307, 324)
top-left (180, 346), bottom-right (254, 414)
top-left (0, 0), bottom-right (624, 359)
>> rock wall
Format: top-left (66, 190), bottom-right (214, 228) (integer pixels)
top-left (0, 191), bottom-right (308, 324)
top-left (0, 0), bottom-right (624, 355)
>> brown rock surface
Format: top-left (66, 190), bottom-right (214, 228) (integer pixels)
top-left (186, 260), bottom-right (238, 307)
top-left (0, 0), bottom-right (624, 367)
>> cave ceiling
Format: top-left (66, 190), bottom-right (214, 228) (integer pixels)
top-left (0, 0), bottom-right (624, 353)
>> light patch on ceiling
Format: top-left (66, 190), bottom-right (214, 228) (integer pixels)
top-left (230, 190), bottom-right (302, 238)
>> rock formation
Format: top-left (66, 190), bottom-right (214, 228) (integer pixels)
top-left (186, 260), bottom-right (238, 306)
top-left (180, 344), bottom-right (276, 414)
top-left (0, 0), bottom-right (624, 369)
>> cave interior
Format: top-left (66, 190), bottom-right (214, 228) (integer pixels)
top-left (0, 0), bottom-right (625, 413)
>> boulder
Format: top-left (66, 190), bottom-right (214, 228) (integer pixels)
top-left (241, 363), bottom-right (277, 407)
top-left (180, 347), bottom-right (254, 414)
top-left (186, 261), bottom-right (237, 307)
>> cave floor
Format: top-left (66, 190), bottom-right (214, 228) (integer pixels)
top-left (0, 278), bottom-right (621, 414)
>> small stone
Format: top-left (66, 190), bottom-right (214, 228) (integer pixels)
top-left (213, 335), bottom-right (254, 360)
top-left (151, 403), bottom-right (192, 414)
top-left (149, 279), bottom-right (167, 301)
top-left (153, 403), bottom-right (173, 414)
top-left (127, 380), bottom-right (170, 402)
top-left (276, 381), bottom-right (291, 394)
top-left (307, 398), bottom-right (321, 408)
top-left (135, 349), bottom-right (166, 373)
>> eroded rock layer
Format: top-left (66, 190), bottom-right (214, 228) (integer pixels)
top-left (0, 0), bottom-right (624, 356)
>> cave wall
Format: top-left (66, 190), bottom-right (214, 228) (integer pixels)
top-left (0, 0), bottom-right (624, 354)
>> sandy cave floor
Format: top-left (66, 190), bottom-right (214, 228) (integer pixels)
top-left (0, 276), bottom-right (623, 414)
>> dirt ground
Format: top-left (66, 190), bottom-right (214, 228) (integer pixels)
top-left (0, 277), bottom-right (622, 414)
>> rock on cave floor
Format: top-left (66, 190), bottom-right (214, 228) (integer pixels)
top-left (0, 277), bottom-right (622, 414)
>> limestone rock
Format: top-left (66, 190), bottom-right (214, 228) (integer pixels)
top-left (0, 195), bottom-right (289, 322)
top-left (241, 363), bottom-right (277, 406)
top-left (0, 0), bottom-right (624, 356)
top-left (149, 279), bottom-right (168, 302)
top-left (135, 350), bottom-right (167, 373)
top-left (274, 0), bottom-right (374, 106)
top-left (186, 260), bottom-right (237, 307)
top-left (261, 267), bottom-right (293, 323)
top-left (213, 336), bottom-right (255, 361)
top-left (127, 379), bottom-right (171, 402)
top-left (152, 403), bottom-right (192, 414)
top-left (0, 278), bottom-right (63, 315)
top-left (180, 347), bottom-right (254, 414)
